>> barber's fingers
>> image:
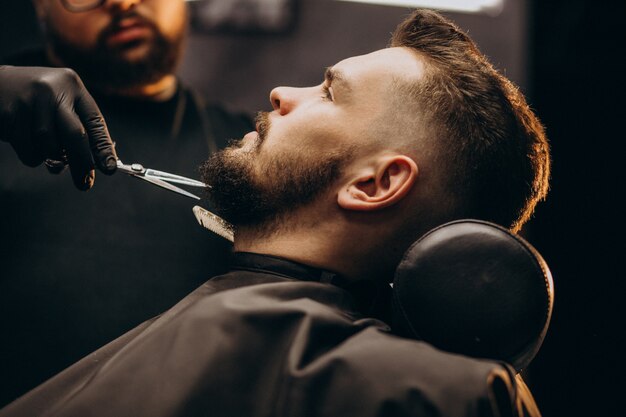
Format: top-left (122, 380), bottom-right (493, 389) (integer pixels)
top-left (56, 98), bottom-right (96, 191)
top-left (33, 91), bottom-right (66, 169)
top-left (9, 103), bottom-right (44, 167)
top-left (53, 75), bottom-right (116, 190)
top-left (74, 88), bottom-right (117, 175)
top-left (1, 66), bottom-right (115, 188)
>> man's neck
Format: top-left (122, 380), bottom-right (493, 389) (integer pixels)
top-left (233, 217), bottom-right (395, 284)
top-left (235, 229), bottom-right (339, 276)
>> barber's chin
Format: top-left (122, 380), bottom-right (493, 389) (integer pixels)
top-left (117, 42), bottom-right (152, 61)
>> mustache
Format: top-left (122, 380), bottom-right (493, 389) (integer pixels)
top-left (97, 11), bottom-right (159, 45)
top-left (255, 111), bottom-right (271, 145)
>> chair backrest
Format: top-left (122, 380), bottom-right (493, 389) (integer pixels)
top-left (391, 219), bottom-right (554, 372)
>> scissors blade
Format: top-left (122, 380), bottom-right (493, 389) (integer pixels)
top-left (130, 174), bottom-right (201, 200)
top-left (144, 169), bottom-right (209, 188)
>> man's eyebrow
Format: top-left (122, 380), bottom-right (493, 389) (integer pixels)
top-left (324, 67), bottom-right (352, 93)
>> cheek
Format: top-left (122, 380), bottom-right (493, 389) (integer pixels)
top-left (270, 109), bottom-right (346, 147)
top-left (46, 2), bottom-right (111, 48)
top-left (47, 8), bottom-right (107, 48)
top-left (152, 0), bottom-right (187, 39)
top-left (261, 124), bottom-right (347, 172)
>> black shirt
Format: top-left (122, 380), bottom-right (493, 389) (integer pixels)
top-left (0, 50), bottom-right (253, 405)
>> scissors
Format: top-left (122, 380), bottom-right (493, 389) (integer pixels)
top-left (117, 160), bottom-right (233, 240)
top-left (116, 159), bottom-right (209, 200)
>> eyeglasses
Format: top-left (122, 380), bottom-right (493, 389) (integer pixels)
top-left (60, 0), bottom-right (106, 12)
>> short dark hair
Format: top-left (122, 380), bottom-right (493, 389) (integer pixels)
top-left (391, 9), bottom-right (550, 232)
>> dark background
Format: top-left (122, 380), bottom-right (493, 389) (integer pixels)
top-left (1, 0), bottom-right (623, 416)
top-left (525, 1), bottom-right (624, 416)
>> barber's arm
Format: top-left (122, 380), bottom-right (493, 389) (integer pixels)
top-left (0, 65), bottom-right (117, 190)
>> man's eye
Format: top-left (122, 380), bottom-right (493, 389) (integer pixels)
top-left (321, 84), bottom-right (333, 101)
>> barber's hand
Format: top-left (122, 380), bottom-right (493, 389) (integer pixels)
top-left (0, 65), bottom-right (117, 190)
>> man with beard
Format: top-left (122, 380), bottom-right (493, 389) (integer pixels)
top-left (0, 9), bottom-right (549, 417)
top-left (0, 0), bottom-right (251, 406)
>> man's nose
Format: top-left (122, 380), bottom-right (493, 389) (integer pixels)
top-left (270, 86), bottom-right (311, 116)
top-left (103, 0), bottom-right (143, 12)
top-left (270, 87), bottom-right (295, 116)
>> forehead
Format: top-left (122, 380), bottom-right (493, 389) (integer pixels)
top-left (332, 47), bottom-right (425, 92)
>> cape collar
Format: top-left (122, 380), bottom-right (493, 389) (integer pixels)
top-left (230, 251), bottom-right (345, 286)
top-left (230, 252), bottom-right (392, 320)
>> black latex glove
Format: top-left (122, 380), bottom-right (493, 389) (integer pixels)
top-left (0, 65), bottom-right (117, 190)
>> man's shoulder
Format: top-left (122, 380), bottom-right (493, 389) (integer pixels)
top-left (193, 275), bottom-right (507, 387)
top-left (325, 326), bottom-right (507, 391)
top-left (208, 278), bottom-right (516, 417)
top-left (280, 322), bottom-right (516, 417)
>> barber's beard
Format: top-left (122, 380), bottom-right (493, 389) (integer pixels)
top-left (200, 112), bottom-right (351, 231)
top-left (44, 13), bottom-right (184, 92)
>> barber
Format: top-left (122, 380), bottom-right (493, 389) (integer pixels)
top-left (0, 0), bottom-right (251, 406)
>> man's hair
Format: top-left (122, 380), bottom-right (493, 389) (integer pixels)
top-left (391, 9), bottom-right (550, 233)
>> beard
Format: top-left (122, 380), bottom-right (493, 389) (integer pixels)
top-left (200, 112), bottom-right (352, 230)
top-left (44, 11), bottom-right (185, 91)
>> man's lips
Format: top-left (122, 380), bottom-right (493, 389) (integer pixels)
top-left (243, 131), bottom-right (259, 141)
top-left (106, 21), bottom-right (152, 46)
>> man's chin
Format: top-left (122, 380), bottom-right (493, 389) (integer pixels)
top-left (112, 41), bottom-right (153, 62)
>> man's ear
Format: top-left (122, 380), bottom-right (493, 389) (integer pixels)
top-left (337, 155), bottom-right (418, 211)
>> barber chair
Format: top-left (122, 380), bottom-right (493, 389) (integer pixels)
top-left (391, 219), bottom-right (554, 372)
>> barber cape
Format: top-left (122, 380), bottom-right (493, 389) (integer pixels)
top-left (0, 253), bottom-right (534, 417)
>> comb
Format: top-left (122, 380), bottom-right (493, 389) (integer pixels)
top-left (192, 205), bottom-right (234, 242)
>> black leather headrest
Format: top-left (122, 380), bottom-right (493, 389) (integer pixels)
top-left (392, 219), bottom-right (554, 371)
